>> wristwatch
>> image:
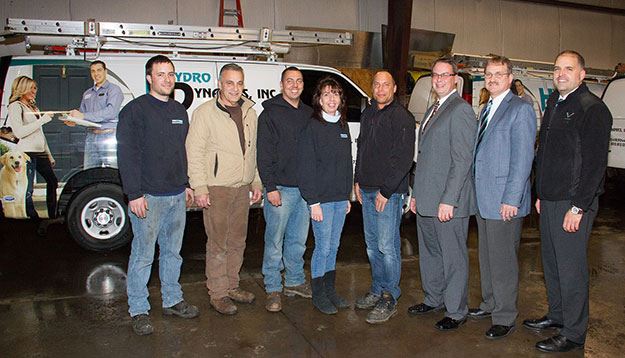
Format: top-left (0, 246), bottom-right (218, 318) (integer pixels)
top-left (571, 206), bottom-right (583, 215)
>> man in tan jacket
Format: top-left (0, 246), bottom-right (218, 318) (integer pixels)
top-left (186, 63), bottom-right (262, 315)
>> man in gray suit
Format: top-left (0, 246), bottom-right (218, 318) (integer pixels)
top-left (407, 57), bottom-right (477, 331)
top-left (469, 55), bottom-right (536, 339)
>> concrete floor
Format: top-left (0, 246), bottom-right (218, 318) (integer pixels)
top-left (1, 180), bottom-right (624, 357)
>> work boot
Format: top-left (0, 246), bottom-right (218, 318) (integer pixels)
top-left (227, 287), bottom-right (255, 304)
top-left (265, 292), bottom-right (282, 312)
top-left (323, 270), bottom-right (350, 309)
top-left (210, 296), bottom-right (238, 315)
top-left (355, 292), bottom-right (381, 310)
top-left (131, 314), bottom-right (154, 336)
top-left (284, 282), bottom-right (312, 298)
top-left (162, 300), bottom-right (200, 319)
top-left (311, 277), bottom-right (337, 315)
top-left (366, 292), bottom-right (397, 324)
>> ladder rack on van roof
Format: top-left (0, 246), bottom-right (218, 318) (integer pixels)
top-left (453, 53), bottom-right (614, 83)
top-left (2, 18), bottom-right (352, 61)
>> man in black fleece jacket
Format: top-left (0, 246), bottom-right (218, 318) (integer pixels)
top-left (524, 50), bottom-right (612, 353)
top-left (257, 67), bottom-right (313, 312)
top-left (353, 71), bottom-right (416, 324)
top-left (117, 55), bottom-right (198, 336)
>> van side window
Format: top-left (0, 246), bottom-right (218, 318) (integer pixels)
top-left (300, 70), bottom-right (365, 123)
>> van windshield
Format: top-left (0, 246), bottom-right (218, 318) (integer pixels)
top-left (300, 70), bottom-right (365, 123)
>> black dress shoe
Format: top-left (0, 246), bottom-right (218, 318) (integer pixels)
top-left (435, 316), bottom-right (466, 331)
top-left (485, 325), bottom-right (515, 339)
top-left (468, 308), bottom-right (491, 320)
top-left (407, 303), bottom-right (443, 316)
top-left (536, 335), bottom-right (584, 353)
top-left (522, 316), bottom-right (563, 331)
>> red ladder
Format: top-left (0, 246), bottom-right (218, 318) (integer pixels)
top-left (219, 0), bottom-right (244, 27)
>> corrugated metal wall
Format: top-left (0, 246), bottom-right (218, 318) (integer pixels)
top-left (1, 0), bottom-right (623, 68)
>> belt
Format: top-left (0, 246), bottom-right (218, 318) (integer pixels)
top-left (89, 128), bottom-right (116, 135)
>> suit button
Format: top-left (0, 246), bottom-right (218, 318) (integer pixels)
top-left (418, 150), bottom-right (421, 154)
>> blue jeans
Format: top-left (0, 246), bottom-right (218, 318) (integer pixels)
top-left (262, 186), bottom-right (310, 293)
top-left (360, 189), bottom-right (403, 300)
top-left (310, 201), bottom-right (348, 279)
top-left (127, 191), bottom-right (186, 317)
top-left (84, 131), bottom-right (118, 169)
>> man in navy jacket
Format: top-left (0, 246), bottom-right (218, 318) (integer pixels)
top-left (117, 55), bottom-right (199, 336)
top-left (353, 71), bottom-right (415, 324)
top-left (257, 67), bottom-right (313, 312)
top-left (524, 50), bottom-right (612, 353)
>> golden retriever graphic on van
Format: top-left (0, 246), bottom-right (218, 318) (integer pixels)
top-left (0, 150), bottom-right (30, 218)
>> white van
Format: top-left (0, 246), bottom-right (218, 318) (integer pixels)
top-left (602, 77), bottom-right (625, 171)
top-left (0, 54), bottom-right (369, 251)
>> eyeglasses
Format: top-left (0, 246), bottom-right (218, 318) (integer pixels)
top-left (432, 73), bottom-right (456, 79)
top-left (484, 72), bottom-right (510, 79)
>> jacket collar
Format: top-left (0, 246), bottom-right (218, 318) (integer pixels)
top-left (475, 91), bottom-right (514, 144)
top-left (487, 90), bottom-right (514, 125)
top-left (420, 92), bottom-right (460, 137)
top-left (554, 82), bottom-right (589, 106)
top-left (433, 91), bottom-right (459, 116)
top-left (91, 80), bottom-right (110, 92)
top-left (371, 98), bottom-right (399, 112)
top-left (216, 96), bottom-right (255, 114)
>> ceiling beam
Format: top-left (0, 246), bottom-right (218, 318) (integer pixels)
top-left (515, 0), bottom-right (625, 16)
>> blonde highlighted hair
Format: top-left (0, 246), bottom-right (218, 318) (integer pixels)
top-left (9, 76), bottom-right (36, 103)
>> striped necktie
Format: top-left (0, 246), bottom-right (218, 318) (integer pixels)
top-left (555, 97), bottom-right (564, 107)
top-left (421, 100), bottom-right (440, 134)
top-left (475, 99), bottom-right (493, 149)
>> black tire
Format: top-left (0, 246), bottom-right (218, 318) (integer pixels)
top-left (67, 183), bottom-right (132, 251)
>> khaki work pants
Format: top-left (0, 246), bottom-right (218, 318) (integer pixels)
top-left (203, 185), bottom-right (250, 299)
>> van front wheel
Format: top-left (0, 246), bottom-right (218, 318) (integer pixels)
top-left (67, 184), bottom-right (132, 251)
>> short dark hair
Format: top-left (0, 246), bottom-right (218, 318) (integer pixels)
top-left (556, 50), bottom-right (585, 69)
top-left (312, 76), bottom-right (348, 128)
top-left (90, 60), bottom-right (106, 70)
top-left (219, 63), bottom-right (244, 79)
top-left (431, 56), bottom-right (458, 74)
top-left (145, 55), bottom-right (174, 76)
top-left (486, 55), bottom-right (512, 74)
top-left (281, 66), bottom-right (302, 82)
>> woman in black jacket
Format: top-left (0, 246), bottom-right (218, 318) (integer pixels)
top-left (297, 77), bottom-right (353, 315)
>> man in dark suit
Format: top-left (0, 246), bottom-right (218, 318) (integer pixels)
top-left (524, 50), bottom-right (612, 353)
top-left (469, 55), bottom-right (536, 340)
top-left (407, 57), bottom-right (477, 331)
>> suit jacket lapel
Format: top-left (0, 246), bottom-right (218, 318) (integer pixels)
top-left (482, 91), bottom-right (513, 139)
top-left (421, 92), bottom-right (458, 138)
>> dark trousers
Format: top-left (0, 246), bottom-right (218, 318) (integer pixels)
top-left (26, 152), bottom-right (58, 219)
top-left (476, 214), bottom-right (523, 326)
top-left (540, 198), bottom-right (598, 344)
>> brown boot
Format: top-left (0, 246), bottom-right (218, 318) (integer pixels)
top-left (265, 292), bottom-right (282, 312)
top-left (227, 287), bottom-right (255, 304)
top-left (210, 296), bottom-right (238, 315)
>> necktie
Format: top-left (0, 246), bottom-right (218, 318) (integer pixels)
top-left (548, 98), bottom-right (564, 123)
top-left (475, 99), bottom-right (493, 149)
top-left (421, 100), bottom-right (440, 134)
